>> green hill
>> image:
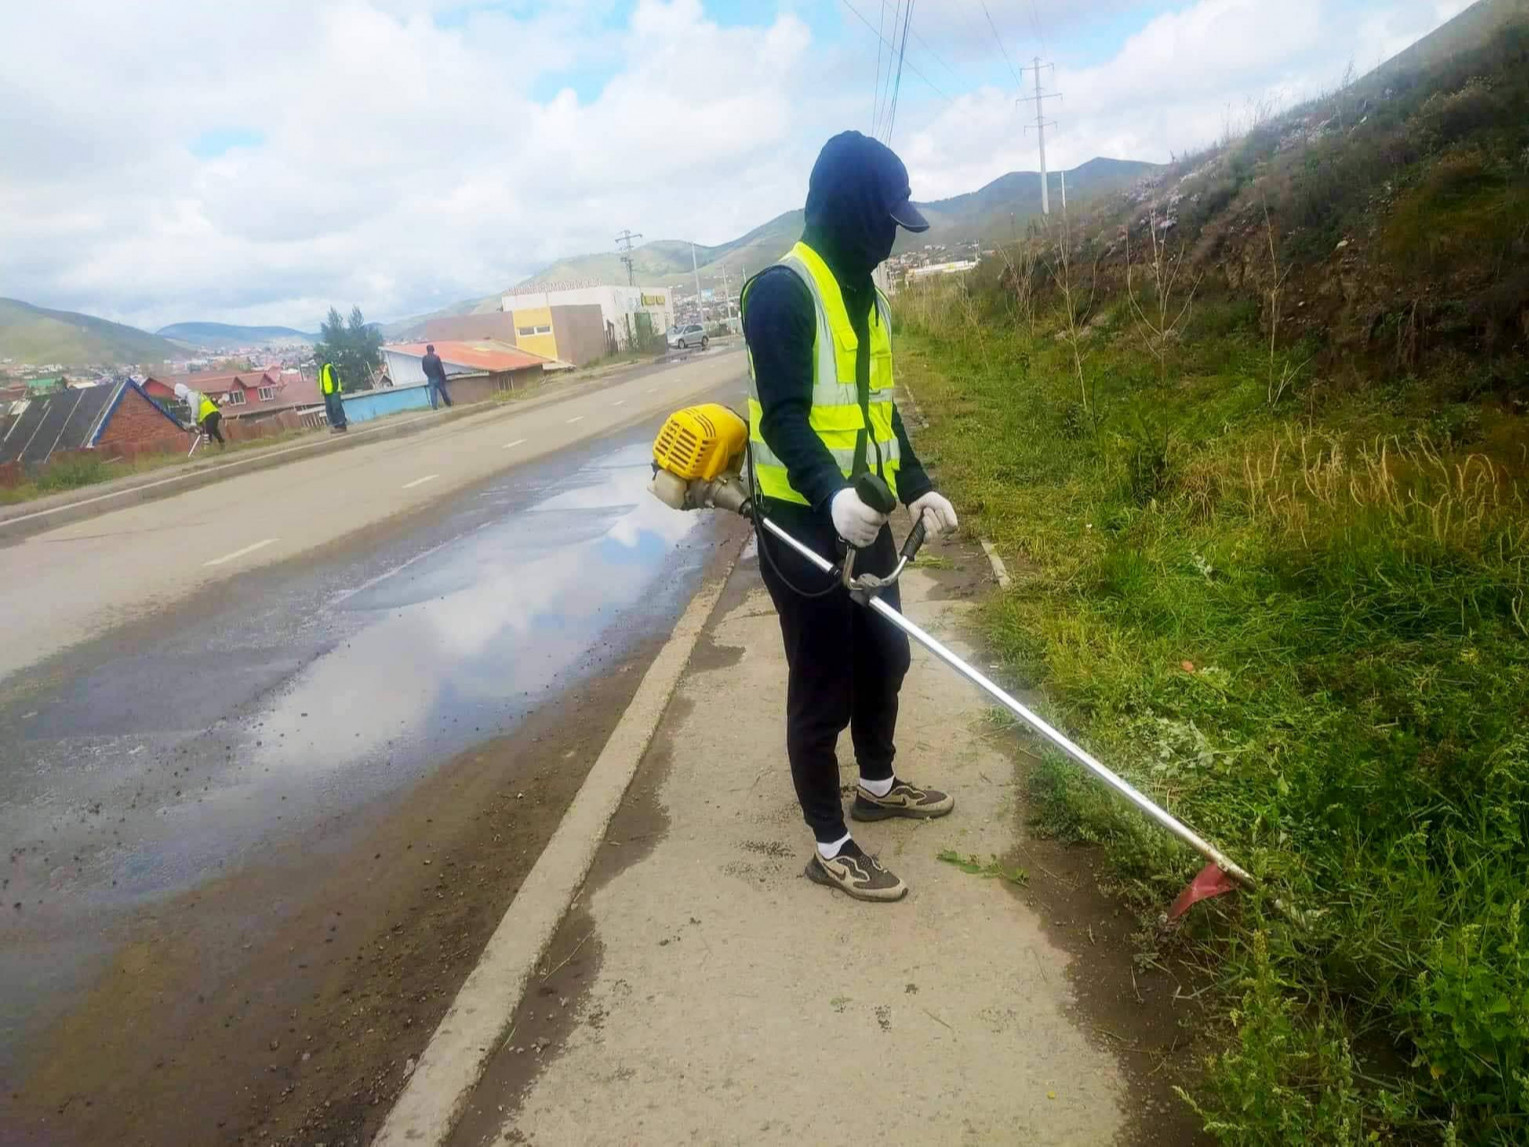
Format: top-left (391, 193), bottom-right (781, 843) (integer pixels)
top-left (156, 322), bottom-right (315, 349)
top-left (0, 298), bottom-right (183, 367)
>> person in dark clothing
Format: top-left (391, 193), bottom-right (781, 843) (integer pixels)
top-left (743, 130), bottom-right (960, 902)
top-left (421, 344), bottom-right (452, 410)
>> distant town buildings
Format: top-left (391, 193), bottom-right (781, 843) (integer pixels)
top-left (500, 284), bottom-right (674, 359)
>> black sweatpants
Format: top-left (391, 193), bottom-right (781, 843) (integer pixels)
top-left (202, 410), bottom-right (224, 445)
top-left (757, 501), bottom-right (912, 843)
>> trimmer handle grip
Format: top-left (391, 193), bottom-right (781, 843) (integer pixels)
top-left (899, 514), bottom-right (928, 565)
top-left (855, 472), bottom-right (897, 516)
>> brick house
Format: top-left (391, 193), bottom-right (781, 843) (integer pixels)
top-left (143, 369), bottom-right (321, 424)
top-left (0, 380), bottom-right (186, 473)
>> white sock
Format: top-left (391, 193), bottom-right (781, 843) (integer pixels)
top-left (817, 832), bottom-right (852, 859)
top-left (860, 775), bottom-right (895, 798)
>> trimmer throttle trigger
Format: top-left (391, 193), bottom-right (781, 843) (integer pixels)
top-left (899, 514), bottom-right (927, 565)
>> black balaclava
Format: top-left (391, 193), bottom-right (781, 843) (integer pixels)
top-left (801, 131), bottom-right (912, 294)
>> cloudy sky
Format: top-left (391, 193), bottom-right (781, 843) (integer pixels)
top-left (0, 0), bottom-right (1469, 331)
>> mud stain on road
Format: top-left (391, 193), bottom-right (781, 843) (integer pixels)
top-left (7, 637), bottom-right (665, 1147)
top-left (444, 697), bottom-right (689, 1147)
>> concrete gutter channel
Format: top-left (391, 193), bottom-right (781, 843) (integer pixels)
top-left (0, 350), bottom-right (733, 546)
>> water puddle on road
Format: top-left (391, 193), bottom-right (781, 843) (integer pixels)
top-left (0, 438), bottom-right (726, 1073)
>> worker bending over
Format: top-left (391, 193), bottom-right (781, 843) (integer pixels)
top-left (742, 130), bottom-right (960, 902)
top-left (174, 382), bottom-right (225, 448)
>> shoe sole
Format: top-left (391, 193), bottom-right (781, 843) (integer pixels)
top-left (804, 860), bottom-right (907, 902)
top-left (850, 798), bottom-right (954, 823)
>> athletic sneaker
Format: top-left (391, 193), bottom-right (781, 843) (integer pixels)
top-left (805, 841), bottom-right (907, 902)
top-left (850, 778), bottom-right (954, 822)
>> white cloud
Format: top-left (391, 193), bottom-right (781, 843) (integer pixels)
top-left (0, 0), bottom-right (1475, 331)
top-left (899, 0), bottom-right (1467, 200)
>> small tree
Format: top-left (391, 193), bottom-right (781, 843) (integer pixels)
top-left (1125, 212), bottom-right (1202, 386)
top-left (313, 305), bottom-right (383, 391)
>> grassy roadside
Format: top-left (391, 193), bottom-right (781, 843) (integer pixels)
top-left (0, 427), bottom-right (315, 506)
top-left (899, 297), bottom-right (1529, 1142)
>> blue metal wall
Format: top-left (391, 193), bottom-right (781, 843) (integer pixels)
top-left (340, 383), bottom-right (432, 424)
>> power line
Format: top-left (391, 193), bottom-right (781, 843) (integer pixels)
top-left (872, 0), bottom-right (888, 137)
top-left (1026, 0), bottom-right (1050, 60)
top-left (979, 0), bottom-right (1022, 86)
top-left (875, 0), bottom-right (902, 138)
top-left (839, 0), bottom-right (951, 104)
top-left (909, 24), bottom-right (960, 83)
top-left (884, 0), bottom-right (916, 142)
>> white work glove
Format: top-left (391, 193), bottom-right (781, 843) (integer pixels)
top-left (908, 491), bottom-right (959, 538)
top-left (830, 487), bottom-right (889, 548)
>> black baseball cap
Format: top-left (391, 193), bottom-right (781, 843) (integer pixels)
top-left (807, 130), bottom-right (930, 233)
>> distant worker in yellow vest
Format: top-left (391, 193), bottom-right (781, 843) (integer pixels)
top-left (173, 382), bottom-right (226, 448)
top-left (742, 130), bottom-right (960, 903)
top-left (319, 357), bottom-right (348, 433)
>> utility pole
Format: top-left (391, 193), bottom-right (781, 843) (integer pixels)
top-left (719, 261), bottom-right (732, 331)
top-left (1018, 58), bottom-right (1060, 215)
top-left (691, 242), bottom-right (702, 315)
top-left (615, 230), bottom-right (642, 286)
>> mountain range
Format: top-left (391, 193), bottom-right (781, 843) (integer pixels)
top-left (0, 298), bottom-right (184, 368)
top-left (383, 156), bottom-right (1159, 337)
top-left (2, 156), bottom-right (1160, 364)
top-left (155, 322), bottom-right (315, 349)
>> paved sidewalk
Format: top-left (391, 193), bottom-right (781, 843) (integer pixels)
top-left (450, 536), bottom-right (1128, 1146)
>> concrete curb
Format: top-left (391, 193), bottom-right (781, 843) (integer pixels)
top-left (980, 538), bottom-right (1014, 590)
top-left (371, 530), bottom-right (749, 1146)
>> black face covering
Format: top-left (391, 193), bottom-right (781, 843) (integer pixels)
top-left (801, 131), bottom-right (910, 290)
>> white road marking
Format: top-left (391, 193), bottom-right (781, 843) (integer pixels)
top-left (402, 474), bottom-right (439, 489)
top-left (645, 387), bottom-right (656, 393)
top-left (503, 438), bottom-right (527, 450)
top-left (566, 415), bottom-right (584, 424)
top-left (612, 400), bottom-right (625, 407)
top-left (204, 538), bottom-right (278, 567)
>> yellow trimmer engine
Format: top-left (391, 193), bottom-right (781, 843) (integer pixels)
top-left (649, 404), bottom-right (753, 514)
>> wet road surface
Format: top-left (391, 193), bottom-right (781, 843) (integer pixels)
top-left (0, 407), bottom-right (741, 1142)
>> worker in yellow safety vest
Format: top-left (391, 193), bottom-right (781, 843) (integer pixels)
top-left (173, 382), bottom-right (226, 448)
top-left (741, 130), bottom-right (960, 903)
top-left (319, 358), bottom-right (347, 433)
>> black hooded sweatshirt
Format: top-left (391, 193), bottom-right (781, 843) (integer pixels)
top-left (742, 143), bottom-right (933, 517)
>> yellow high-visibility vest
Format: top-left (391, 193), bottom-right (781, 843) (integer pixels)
top-left (197, 395), bottom-right (218, 422)
top-left (320, 363), bottom-right (343, 395)
top-left (743, 241), bottom-right (900, 506)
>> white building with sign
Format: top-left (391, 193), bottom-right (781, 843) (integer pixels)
top-left (501, 283), bottom-right (674, 351)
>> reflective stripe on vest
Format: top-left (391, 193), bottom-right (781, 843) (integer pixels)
top-left (743, 241), bottom-right (899, 506)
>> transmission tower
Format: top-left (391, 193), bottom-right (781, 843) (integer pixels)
top-left (1017, 58), bottom-right (1060, 215)
top-left (615, 230), bottom-right (643, 286)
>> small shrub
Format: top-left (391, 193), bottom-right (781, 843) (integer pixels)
top-left (33, 454), bottom-right (110, 492)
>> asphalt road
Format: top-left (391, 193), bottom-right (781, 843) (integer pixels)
top-left (0, 350), bottom-right (749, 1144)
top-left (0, 348), bottom-right (746, 684)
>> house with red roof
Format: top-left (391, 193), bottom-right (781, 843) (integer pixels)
top-left (142, 368), bottom-right (321, 423)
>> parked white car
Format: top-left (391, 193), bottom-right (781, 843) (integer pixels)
top-left (667, 323), bottom-right (709, 351)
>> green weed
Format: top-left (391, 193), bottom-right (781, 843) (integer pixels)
top-left (936, 849), bottom-right (1028, 886)
top-left (902, 304), bottom-right (1529, 1141)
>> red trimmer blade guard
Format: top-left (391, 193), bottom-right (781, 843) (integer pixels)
top-left (1168, 862), bottom-right (1239, 920)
